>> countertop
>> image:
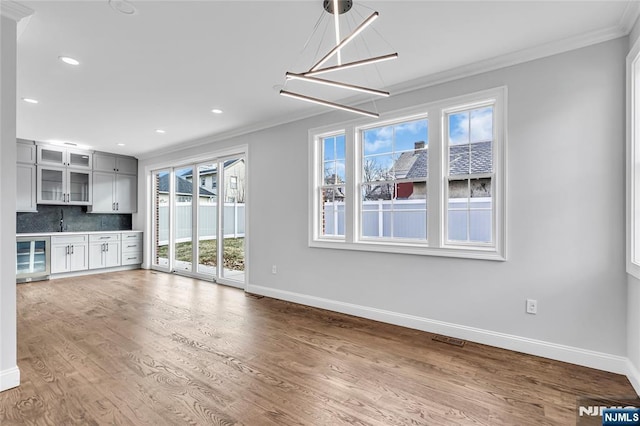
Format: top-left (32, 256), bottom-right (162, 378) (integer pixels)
top-left (17, 230), bottom-right (142, 237)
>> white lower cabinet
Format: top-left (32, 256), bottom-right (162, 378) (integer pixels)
top-left (51, 235), bottom-right (88, 274)
top-left (121, 232), bottom-right (142, 265)
top-left (89, 234), bottom-right (121, 269)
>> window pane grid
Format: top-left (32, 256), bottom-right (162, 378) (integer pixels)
top-left (446, 105), bottom-right (494, 244)
top-left (320, 134), bottom-right (346, 238)
top-left (360, 117), bottom-right (428, 242)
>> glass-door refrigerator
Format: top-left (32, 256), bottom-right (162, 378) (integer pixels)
top-left (16, 236), bottom-right (51, 283)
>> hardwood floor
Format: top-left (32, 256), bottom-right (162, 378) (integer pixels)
top-left (0, 270), bottom-right (636, 425)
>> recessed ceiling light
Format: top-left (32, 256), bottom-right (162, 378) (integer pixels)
top-left (117, 143), bottom-right (125, 146)
top-left (22, 98), bottom-right (38, 104)
top-left (155, 129), bottom-right (166, 134)
top-left (109, 0), bottom-right (138, 15)
top-left (59, 56), bottom-right (80, 66)
top-left (46, 139), bottom-right (92, 150)
top-left (211, 109), bottom-right (223, 114)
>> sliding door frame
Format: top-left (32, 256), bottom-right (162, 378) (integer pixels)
top-left (145, 145), bottom-right (249, 290)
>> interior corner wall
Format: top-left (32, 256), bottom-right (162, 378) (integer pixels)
top-left (140, 37), bottom-right (629, 372)
top-left (0, 15), bottom-right (20, 392)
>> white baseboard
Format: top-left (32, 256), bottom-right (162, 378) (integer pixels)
top-left (247, 284), bottom-right (629, 377)
top-left (0, 366), bottom-right (20, 393)
top-left (627, 360), bottom-right (640, 396)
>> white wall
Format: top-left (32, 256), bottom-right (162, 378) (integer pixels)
top-left (139, 38), bottom-right (629, 373)
top-left (0, 15), bottom-right (20, 392)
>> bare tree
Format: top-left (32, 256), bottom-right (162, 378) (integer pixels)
top-left (362, 158), bottom-right (394, 200)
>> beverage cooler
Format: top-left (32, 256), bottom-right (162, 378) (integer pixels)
top-left (16, 236), bottom-right (51, 283)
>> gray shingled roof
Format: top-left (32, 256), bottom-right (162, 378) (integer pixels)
top-left (393, 141), bottom-right (492, 179)
top-left (157, 173), bottom-right (216, 196)
top-left (180, 159), bottom-right (241, 178)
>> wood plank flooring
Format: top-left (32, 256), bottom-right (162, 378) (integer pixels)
top-left (0, 270), bottom-right (636, 425)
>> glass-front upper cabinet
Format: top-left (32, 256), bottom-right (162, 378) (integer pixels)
top-left (37, 166), bottom-right (92, 205)
top-left (37, 145), bottom-right (92, 169)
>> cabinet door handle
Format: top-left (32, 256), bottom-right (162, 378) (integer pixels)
top-left (100, 236), bottom-right (109, 239)
top-left (127, 257), bottom-right (136, 260)
top-left (66, 246), bottom-right (69, 255)
top-left (71, 245), bottom-right (74, 254)
top-left (116, 202), bottom-right (119, 211)
top-left (105, 244), bottom-right (109, 252)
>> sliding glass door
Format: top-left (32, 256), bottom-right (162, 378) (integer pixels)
top-left (174, 166), bottom-right (194, 273)
top-left (220, 156), bottom-right (245, 284)
top-left (150, 154), bottom-right (246, 288)
top-left (152, 169), bottom-right (171, 269)
top-left (197, 162), bottom-right (218, 276)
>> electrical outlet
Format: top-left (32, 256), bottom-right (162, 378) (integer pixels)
top-left (272, 265), bottom-right (277, 274)
top-left (526, 299), bottom-right (537, 315)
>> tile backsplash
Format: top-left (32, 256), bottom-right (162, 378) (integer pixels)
top-left (17, 205), bottom-right (132, 233)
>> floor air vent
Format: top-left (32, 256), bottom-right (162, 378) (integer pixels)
top-left (432, 335), bottom-right (466, 347)
top-left (245, 293), bottom-right (264, 299)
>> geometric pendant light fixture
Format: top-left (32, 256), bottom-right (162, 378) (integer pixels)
top-left (280, 0), bottom-right (398, 118)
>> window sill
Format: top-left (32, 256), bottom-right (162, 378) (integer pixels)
top-left (628, 261), bottom-right (640, 281)
top-left (309, 239), bottom-right (506, 261)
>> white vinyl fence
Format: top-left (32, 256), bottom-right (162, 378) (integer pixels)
top-left (324, 198), bottom-right (492, 242)
top-left (157, 202), bottom-right (245, 245)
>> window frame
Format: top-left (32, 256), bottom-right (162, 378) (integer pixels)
top-left (356, 113), bottom-right (430, 244)
top-left (312, 130), bottom-right (348, 241)
top-left (628, 39), bottom-right (640, 278)
top-left (309, 87), bottom-right (507, 261)
top-left (442, 100), bottom-right (497, 249)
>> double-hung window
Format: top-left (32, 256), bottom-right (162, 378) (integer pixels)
top-left (310, 88), bottom-right (506, 260)
top-left (445, 104), bottom-right (494, 245)
top-left (360, 117), bottom-right (429, 241)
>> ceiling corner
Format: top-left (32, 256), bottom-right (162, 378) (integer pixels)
top-left (619, 0), bottom-right (640, 34)
top-left (0, 1), bottom-right (34, 22)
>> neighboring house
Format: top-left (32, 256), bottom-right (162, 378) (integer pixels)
top-left (367, 140), bottom-right (492, 200)
top-left (155, 173), bottom-right (216, 204)
top-left (182, 159), bottom-right (246, 203)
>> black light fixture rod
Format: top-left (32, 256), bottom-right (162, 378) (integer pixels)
top-left (309, 11), bottom-right (379, 72)
top-left (286, 72), bottom-right (389, 97)
top-left (280, 90), bottom-right (379, 118)
top-left (304, 53), bottom-right (398, 77)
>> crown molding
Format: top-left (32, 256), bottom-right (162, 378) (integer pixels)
top-left (388, 24), bottom-right (626, 98)
top-left (620, 0), bottom-right (640, 35)
top-left (0, 1), bottom-right (34, 22)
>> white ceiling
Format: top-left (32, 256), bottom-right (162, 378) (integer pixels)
top-left (14, 0), bottom-right (639, 158)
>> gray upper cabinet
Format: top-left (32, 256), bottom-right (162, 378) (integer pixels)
top-left (16, 139), bottom-right (37, 212)
top-left (37, 145), bottom-right (92, 169)
top-left (17, 139), bottom-right (36, 163)
top-left (93, 153), bottom-right (137, 175)
top-left (89, 152), bottom-right (137, 214)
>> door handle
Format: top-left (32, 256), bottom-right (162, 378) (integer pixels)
top-left (116, 202), bottom-right (119, 211)
top-left (71, 245), bottom-right (74, 254)
top-left (66, 246), bottom-right (69, 255)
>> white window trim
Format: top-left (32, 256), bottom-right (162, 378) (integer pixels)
top-left (628, 39), bottom-right (640, 279)
top-left (309, 87), bottom-right (507, 261)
